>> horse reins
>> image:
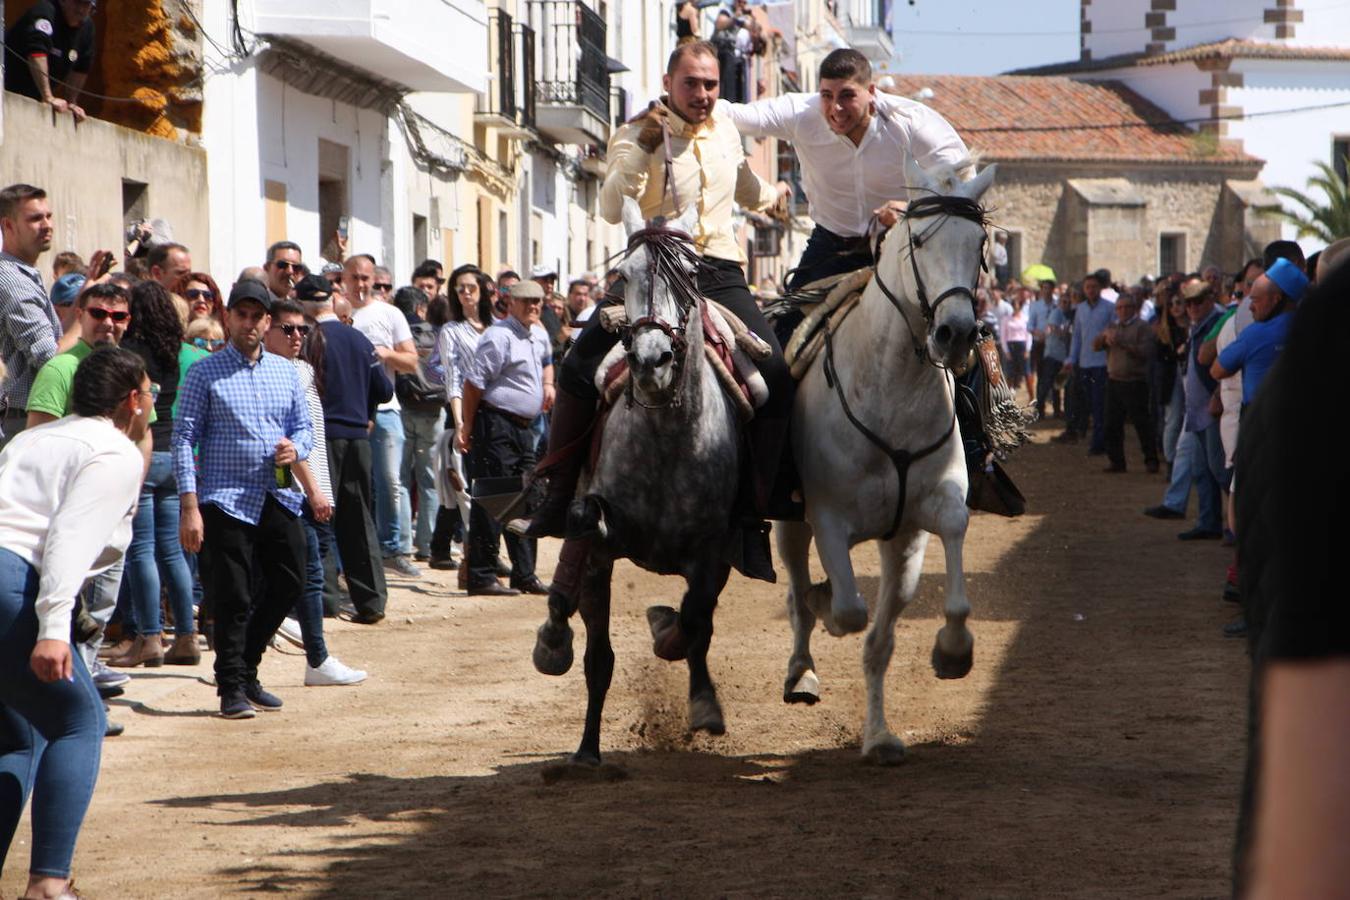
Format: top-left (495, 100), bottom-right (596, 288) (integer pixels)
top-left (821, 192), bottom-right (989, 540)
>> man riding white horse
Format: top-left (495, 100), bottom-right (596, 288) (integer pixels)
top-left (730, 49), bottom-right (1017, 513)
top-left (521, 41), bottom-right (794, 588)
top-left (727, 48), bottom-right (969, 293)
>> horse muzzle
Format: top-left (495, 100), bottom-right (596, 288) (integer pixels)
top-left (928, 320), bottom-right (981, 370)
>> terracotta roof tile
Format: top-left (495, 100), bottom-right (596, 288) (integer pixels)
top-left (881, 75), bottom-right (1260, 166)
top-left (1008, 38), bottom-right (1350, 76)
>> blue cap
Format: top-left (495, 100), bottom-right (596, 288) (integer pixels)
top-left (50, 273), bottom-right (86, 306)
top-left (1266, 257), bottom-right (1309, 302)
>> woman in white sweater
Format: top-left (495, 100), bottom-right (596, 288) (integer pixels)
top-left (0, 346), bottom-right (151, 900)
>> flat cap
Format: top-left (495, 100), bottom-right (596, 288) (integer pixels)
top-left (509, 280), bottom-right (545, 300)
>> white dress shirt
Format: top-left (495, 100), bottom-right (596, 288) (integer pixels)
top-left (727, 91), bottom-right (969, 238)
top-left (0, 415), bottom-right (143, 643)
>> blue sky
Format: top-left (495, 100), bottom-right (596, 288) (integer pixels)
top-left (884, 0), bottom-right (1082, 76)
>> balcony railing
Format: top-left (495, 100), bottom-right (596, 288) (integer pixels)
top-left (528, 0), bottom-right (611, 144)
top-left (475, 9), bottom-right (537, 137)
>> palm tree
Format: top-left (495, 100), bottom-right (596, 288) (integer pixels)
top-left (1269, 157), bottom-right (1350, 245)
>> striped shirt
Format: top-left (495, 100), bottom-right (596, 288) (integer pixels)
top-left (0, 251), bottom-right (62, 411)
top-left (292, 357), bottom-right (333, 506)
top-left (172, 343), bottom-right (313, 524)
top-left (437, 320), bottom-right (487, 401)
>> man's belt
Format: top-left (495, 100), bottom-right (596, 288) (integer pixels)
top-left (481, 405), bottom-right (535, 429)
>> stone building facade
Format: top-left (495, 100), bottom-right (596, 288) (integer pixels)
top-left (884, 74), bottom-right (1279, 284)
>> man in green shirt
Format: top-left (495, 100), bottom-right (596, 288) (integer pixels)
top-left (27, 282), bottom-right (135, 425)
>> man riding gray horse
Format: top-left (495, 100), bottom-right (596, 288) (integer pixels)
top-left (519, 40), bottom-right (794, 582)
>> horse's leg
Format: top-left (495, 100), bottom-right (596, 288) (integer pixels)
top-left (574, 555), bottom-right (616, 765)
top-left (681, 560), bottom-right (731, 735)
top-left (533, 538), bottom-right (590, 676)
top-left (930, 490), bottom-right (974, 679)
top-left (776, 519), bottom-right (821, 704)
top-left (862, 527), bottom-right (928, 765)
top-left (810, 510), bottom-right (868, 636)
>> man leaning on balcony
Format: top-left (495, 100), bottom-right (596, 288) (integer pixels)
top-left (4, 0), bottom-right (97, 123)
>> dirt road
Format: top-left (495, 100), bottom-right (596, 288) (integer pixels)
top-left (2, 421), bottom-right (1248, 898)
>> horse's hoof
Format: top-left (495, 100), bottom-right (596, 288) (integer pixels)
top-left (646, 606), bottom-right (687, 661)
top-left (783, 668), bottom-right (820, 705)
top-left (532, 622), bottom-right (574, 676)
top-left (541, 757), bottom-right (627, 784)
top-left (931, 632), bottom-right (974, 680)
top-left (823, 596), bottom-right (868, 637)
top-left (688, 694), bottom-right (726, 735)
top-left (862, 735), bottom-right (908, 766)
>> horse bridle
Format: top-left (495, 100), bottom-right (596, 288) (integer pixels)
top-left (619, 224), bottom-right (705, 410)
top-left (870, 193), bottom-right (990, 366)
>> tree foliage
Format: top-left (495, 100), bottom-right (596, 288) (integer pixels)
top-left (1269, 157), bottom-right (1350, 245)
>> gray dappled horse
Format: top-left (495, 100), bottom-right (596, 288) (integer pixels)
top-left (532, 198), bottom-right (743, 766)
top-left (777, 161), bottom-right (997, 764)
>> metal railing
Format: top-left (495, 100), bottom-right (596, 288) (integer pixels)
top-left (528, 0), bottom-right (611, 124)
top-left (475, 9), bottom-right (537, 134)
top-left (479, 9), bottom-right (517, 122)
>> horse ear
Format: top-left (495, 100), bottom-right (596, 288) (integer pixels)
top-left (905, 155), bottom-right (935, 197)
top-left (960, 164), bottom-right (998, 203)
top-left (621, 196), bottom-right (646, 236)
top-left (674, 203), bottom-right (699, 236)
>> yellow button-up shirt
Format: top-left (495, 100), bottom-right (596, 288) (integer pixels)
top-left (599, 98), bottom-right (778, 265)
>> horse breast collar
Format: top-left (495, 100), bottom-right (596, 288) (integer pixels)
top-left (822, 325), bottom-right (955, 541)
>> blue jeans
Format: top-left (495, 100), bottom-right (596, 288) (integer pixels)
top-left (371, 409), bottom-right (408, 557)
top-left (1080, 366), bottom-right (1108, 452)
top-left (399, 407), bottom-right (444, 557)
top-left (0, 549), bottom-right (105, 879)
top-left (1161, 432), bottom-right (1193, 515)
top-left (1161, 379), bottom-right (1185, 464)
top-left (124, 451), bottom-right (195, 636)
top-left (1183, 423), bottom-right (1225, 532)
top-left (296, 512), bottom-right (330, 669)
top-left (77, 561), bottom-right (122, 671)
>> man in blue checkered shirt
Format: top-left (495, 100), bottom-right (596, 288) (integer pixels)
top-left (174, 279), bottom-right (314, 719)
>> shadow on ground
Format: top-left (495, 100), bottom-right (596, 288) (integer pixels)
top-left (159, 422), bottom-right (1246, 898)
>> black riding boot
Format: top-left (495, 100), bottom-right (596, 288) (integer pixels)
top-left (524, 388), bottom-right (597, 538)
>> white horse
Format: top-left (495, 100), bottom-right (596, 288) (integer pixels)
top-left (777, 161), bottom-right (997, 764)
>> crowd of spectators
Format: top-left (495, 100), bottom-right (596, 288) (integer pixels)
top-left (0, 176), bottom-right (623, 894)
top-left (975, 240), bottom-right (1349, 646)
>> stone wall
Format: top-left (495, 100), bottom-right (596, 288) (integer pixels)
top-left (0, 91), bottom-right (209, 276)
top-left (985, 160), bottom-right (1268, 284)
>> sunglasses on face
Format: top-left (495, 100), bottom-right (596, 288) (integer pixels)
top-left (455, 284), bottom-right (478, 293)
top-left (86, 307), bottom-right (130, 322)
top-left (140, 382), bottom-right (162, 401)
top-left (373, 283), bottom-right (393, 292)
top-left (183, 288), bottom-right (215, 301)
top-left (192, 337), bottom-right (226, 351)
top-left (272, 260), bottom-right (299, 271)
top-left (274, 323), bottom-right (311, 338)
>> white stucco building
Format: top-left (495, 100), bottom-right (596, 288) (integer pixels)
top-left (1014, 0), bottom-right (1350, 252)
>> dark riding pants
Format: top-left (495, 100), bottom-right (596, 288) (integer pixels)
top-left (786, 224), bottom-right (875, 292)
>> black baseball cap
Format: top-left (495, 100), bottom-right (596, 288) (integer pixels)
top-left (228, 278), bottom-right (272, 311)
top-left (294, 273), bottom-right (334, 303)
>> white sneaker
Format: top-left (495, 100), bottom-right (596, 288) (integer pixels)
top-left (275, 617), bottom-right (304, 648)
top-left (305, 655), bottom-right (367, 686)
